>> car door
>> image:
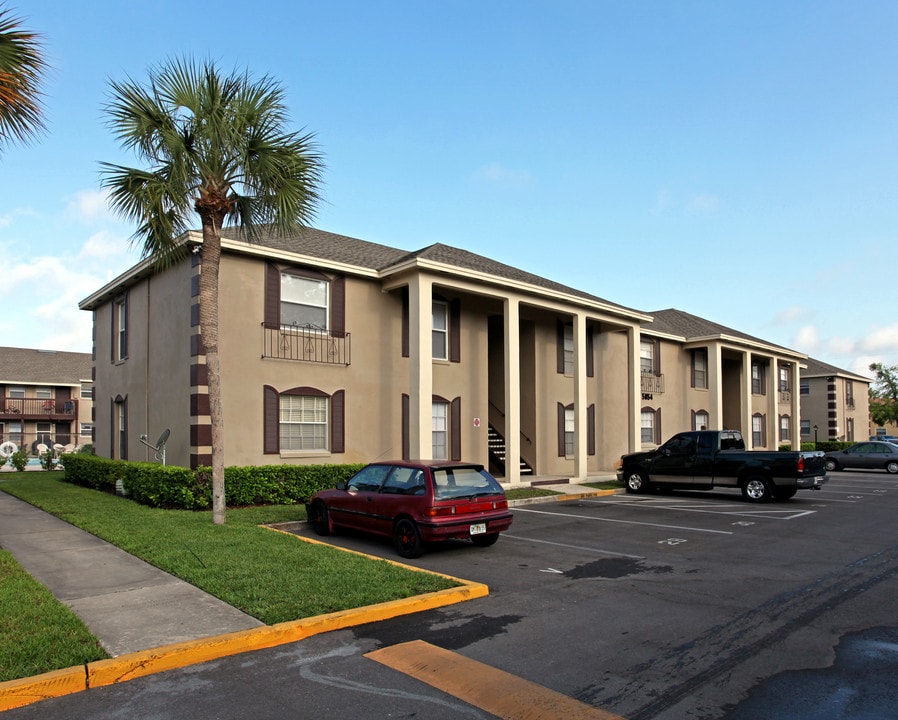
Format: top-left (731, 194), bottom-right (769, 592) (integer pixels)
top-left (370, 466), bottom-right (425, 536)
top-left (334, 464), bottom-right (392, 531)
top-left (650, 434), bottom-right (698, 485)
top-left (843, 443), bottom-right (876, 469)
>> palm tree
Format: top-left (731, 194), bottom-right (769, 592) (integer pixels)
top-left (0, 4), bottom-right (47, 152)
top-left (101, 58), bottom-right (323, 524)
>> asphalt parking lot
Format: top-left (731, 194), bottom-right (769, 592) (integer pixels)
top-left (9, 470), bottom-right (898, 720)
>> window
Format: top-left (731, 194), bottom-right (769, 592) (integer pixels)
top-left (113, 295), bottom-right (128, 361)
top-left (432, 401), bottom-right (448, 459)
top-left (562, 324), bottom-right (574, 376)
top-left (800, 381), bottom-right (809, 396)
top-left (80, 422), bottom-right (94, 438)
top-left (640, 340), bottom-right (655, 375)
top-left (779, 366), bottom-right (790, 392)
top-left (81, 384), bottom-right (94, 399)
top-left (281, 273), bottom-right (328, 330)
top-left (693, 410), bottom-right (709, 432)
top-left (5, 421), bottom-right (22, 446)
top-left (432, 301), bottom-right (448, 360)
top-left (347, 464), bottom-right (390, 492)
top-left (35, 421), bottom-right (51, 444)
top-left (280, 394), bottom-right (328, 451)
top-left (846, 417), bottom-right (854, 442)
top-left (779, 414), bottom-right (790, 442)
top-left (564, 406), bottom-right (575, 456)
top-left (35, 387), bottom-right (52, 400)
top-left (641, 408), bottom-right (658, 444)
top-left (752, 413), bottom-right (766, 447)
top-left (846, 381), bottom-right (855, 408)
top-left (692, 350), bottom-right (708, 389)
top-left (114, 397), bottom-right (127, 459)
top-left (751, 363), bottom-right (765, 395)
top-left (8, 386), bottom-right (24, 399)
top-left (801, 419), bottom-right (811, 437)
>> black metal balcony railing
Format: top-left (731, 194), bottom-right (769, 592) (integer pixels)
top-left (640, 372), bottom-right (664, 394)
top-left (262, 324), bottom-right (351, 365)
top-left (0, 397), bottom-right (78, 420)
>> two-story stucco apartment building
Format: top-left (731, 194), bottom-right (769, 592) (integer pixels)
top-left (0, 346), bottom-right (94, 454)
top-left (799, 357), bottom-right (871, 444)
top-left (78, 228), bottom-right (811, 482)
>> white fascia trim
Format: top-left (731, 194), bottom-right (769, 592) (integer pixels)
top-left (219, 237), bottom-right (381, 279)
top-left (683, 334), bottom-right (807, 361)
top-left (383, 258), bottom-right (652, 323)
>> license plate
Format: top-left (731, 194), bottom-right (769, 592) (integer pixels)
top-left (469, 523), bottom-right (486, 535)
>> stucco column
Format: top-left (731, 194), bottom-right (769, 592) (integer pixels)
top-left (769, 357), bottom-right (779, 449)
top-left (742, 351), bottom-right (753, 447)
top-left (408, 275), bottom-right (433, 459)
top-left (791, 362), bottom-right (801, 449)
top-left (573, 312), bottom-right (588, 481)
top-left (628, 324), bottom-right (640, 452)
top-left (708, 342), bottom-right (723, 429)
top-left (504, 298), bottom-right (521, 484)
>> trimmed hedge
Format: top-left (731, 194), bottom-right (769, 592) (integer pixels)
top-left (61, 454), bottom-right (364, 510)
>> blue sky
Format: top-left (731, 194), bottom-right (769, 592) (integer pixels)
top-left (2, 1), bottom-right (897, 377)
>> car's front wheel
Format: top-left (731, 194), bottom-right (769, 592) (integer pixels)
top-left (471, 533), bottom-right (499, 548)
top-left (742, 475), bottom-right (772, 502)
top-left (308, 501), bottom-right (331, 536)
top-left (886, 461), bottom-right (898, 475)
top-left (824, 459), bottom-right (839, 472)
top-left (393, 518), bottom-right (424, 558)
top-left (625, 469), bottom-right (649, 494)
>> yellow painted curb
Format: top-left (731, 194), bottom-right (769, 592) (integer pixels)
top-left (0, 526), bottom-right (488, 713)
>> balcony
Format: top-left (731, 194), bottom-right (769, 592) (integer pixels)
top-left (640, 372), bottom-right (664, 394)
top-left (0, 397), bottom-right (78, 421)
top-left (262, 324), bottom-right (351, 365)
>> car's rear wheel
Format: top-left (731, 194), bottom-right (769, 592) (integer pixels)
top-left (308, 501), bottom-right (331, 536)
top-left (824, 459), bottom-right (839, 472)
top-left (471, 533), bottom-right (499, 548)
top-left (886, 461), bottom-right (898, 474)
top-left (742, 475), bottom-right (772, 503)
top-left (625, 470), bottom-right (649, 494)
top-left (393, 518), bottom-right (424, 558)
top-left (773, 486), bottom-right (798, 501)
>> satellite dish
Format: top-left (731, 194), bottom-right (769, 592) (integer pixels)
top-left (156, 428), bottom-right (170, 448)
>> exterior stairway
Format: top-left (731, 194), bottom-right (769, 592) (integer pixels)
top-left (487, 424), bottom-right (534, 479)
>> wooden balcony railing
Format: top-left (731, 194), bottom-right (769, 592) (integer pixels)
top-left (261, 324), bottom-right (351, 365)
top-left (0, 397), bottom-right (78, 420)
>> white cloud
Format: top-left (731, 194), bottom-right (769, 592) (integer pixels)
top-left (66, 189), bottom-right (116, 223)
top-left (858, 324), bottom-right (898, 354)
top-left (471, 163), bottom-right (534, 188)
top-left (792, 325), bottom-right (820, 353)
top-left (774, 305), bottom-right (812, 325)
top-left (78, 230), bottom-right (131, 261)
top-left (685, 193), bottom-right (720, 216)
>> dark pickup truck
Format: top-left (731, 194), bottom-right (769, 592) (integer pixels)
top-left (616, 430), bottom-right (827, 502)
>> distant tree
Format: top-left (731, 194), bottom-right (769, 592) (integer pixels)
top-left (868, 363), bottom-right (898, 427)
top-left (0, 4), bottom-right (47, 153)
top-left (101, 58), bottom-right (323, 524)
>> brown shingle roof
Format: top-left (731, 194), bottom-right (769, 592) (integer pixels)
top-left (645, 308), bottom-right (797, 353)
top-left (0, 346), bottom-right (92, 385)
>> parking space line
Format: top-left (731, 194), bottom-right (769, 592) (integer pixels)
top-left (366, 640), bottom-right (627, 720)
top-left (502, 533), bottom-right (644, 559)
top-left (513, 507), bottom-right (733, 534)
top-left (581, 498), bottom-right (817, 520)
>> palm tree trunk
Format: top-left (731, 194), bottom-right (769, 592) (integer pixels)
top-left (198, 222), bottom-right (226, 524)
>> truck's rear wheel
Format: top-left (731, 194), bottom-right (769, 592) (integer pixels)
top-left (625, 470), bottom-right (649, 494)
top-left (742, 476), bottom-right (772, 502)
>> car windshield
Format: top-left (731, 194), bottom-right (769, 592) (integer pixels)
top-left (432, 467), bottom-right (504, 500)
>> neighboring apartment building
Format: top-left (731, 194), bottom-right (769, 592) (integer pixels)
top-left (0, 346), bottom-right (94, 453)
top-left (800, 358), bottom-right (871, 444)
top-left (79, 228), bottom-right (655, 483)
top-left (639, 309), bottom-right (805, 450)
top-left (78, 228), bottom-right (817, 481)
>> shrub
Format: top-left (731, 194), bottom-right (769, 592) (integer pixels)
top-left (9, 448), bottom-right (28, 472)
top-left (60, 456), bottom-right (364, 510)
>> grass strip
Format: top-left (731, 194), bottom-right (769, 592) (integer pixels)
top-left (0, 473), bottom-right (458, 627)
top-left (0, 549), bottom-right (108, 682)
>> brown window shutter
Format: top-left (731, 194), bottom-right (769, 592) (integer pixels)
top-left (263, 385), bottom-right (279, 454)
top-left (587, 404), bottom-right (595, 455)
top-left (556, 321), bottom-right (565, 374)
top-left (655, 408), bottom-right (662, 444)
top-left (331, 276), bottom-right (345, 335)
top-left (330, 390), bottom-right (345, 453)
top-left (401, 394), bottom-right (410, 460)
top-left (653, 338), bottom-right (661, 375)
top-left (450, 396), bottom-right (461, 461)
top-left (557, 402), bottom-right (565, 456)
top-left (449, 299), bottom-right (461, 363)
top-left (264, 263), bottom-right (280, 329)
top-left (401, 288), bottom-right (409, 358)
top-left (122, 294), bottom-right (129, 359)
top-left (586, 330), bottom-right (594, 378)
top-left (762, 414), bottom-right (767, 447)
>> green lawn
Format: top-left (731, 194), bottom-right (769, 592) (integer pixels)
top-left (0, 472), bottom-right (458, 681)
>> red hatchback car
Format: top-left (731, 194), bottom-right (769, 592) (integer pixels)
top-left (305, 461), bottom-right (513, 558)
